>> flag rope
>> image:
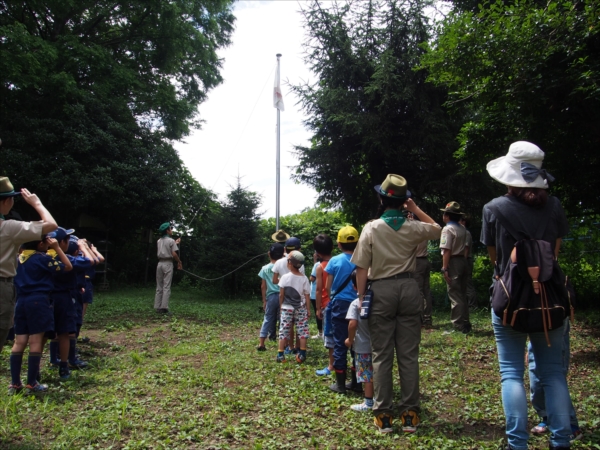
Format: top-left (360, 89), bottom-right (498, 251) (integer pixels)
top-left (180, 253), bottom-right (267, 281)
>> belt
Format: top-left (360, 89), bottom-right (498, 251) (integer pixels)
top-left (158, 258), bottom-right (173, 262)
top-left (416, 256), bottom-right (428, 259)
top-left (372, 272), bottom-right (412, 282)
top-left (0, 277), bottom-right (13, 283)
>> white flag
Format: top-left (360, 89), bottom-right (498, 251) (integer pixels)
top-left (273, 63), bottom-right (285, 111)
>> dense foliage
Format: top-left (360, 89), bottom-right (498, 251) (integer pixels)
top-left (0, 0), bottom-right (235, 230)
top-left (291, 0), bottom-right (472, 225)
top-left (421, 0), bottom-right (600, 216)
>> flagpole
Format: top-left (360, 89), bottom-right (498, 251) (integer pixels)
top-left (275, 53), bottom-right (282, 231)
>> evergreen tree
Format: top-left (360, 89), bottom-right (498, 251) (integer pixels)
top-left (291, 0), bottom-right (465, 224)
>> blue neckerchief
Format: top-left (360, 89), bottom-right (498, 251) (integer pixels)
top-left (381, 209), bottom-right (406, 231)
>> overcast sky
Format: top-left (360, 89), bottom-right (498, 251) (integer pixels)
top-left (175, 1), bottom-right (317, 219)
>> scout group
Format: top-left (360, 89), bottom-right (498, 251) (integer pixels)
top-left (251, 144), bottom-right (580, 449)
top-left (0, 177), bottom-right (104, 395)
top-left (254, 178), bottom-right (478, 433)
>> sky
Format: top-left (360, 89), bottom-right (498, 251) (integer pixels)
top-left (174, 1), bottom-right (317, 219)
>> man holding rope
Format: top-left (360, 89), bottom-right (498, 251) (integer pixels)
top-left (154, 222), bottom-right (182, 314)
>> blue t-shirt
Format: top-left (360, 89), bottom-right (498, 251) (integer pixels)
top-left (258, 262), bottom-right (280, 297)
top-left (309, 264), bottom-right (318, 300)
top-left (325, 253), bottom-right (356, 302)
top-left (15, 251), bottom-right (67, 296)
top-left (51, 254), bottom-right (92, 292)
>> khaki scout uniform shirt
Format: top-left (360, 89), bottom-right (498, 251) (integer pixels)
top-left (439, 222), bottom-right (467, 256)
top-left (352, 219), bottom-right (441, 279)
top-left (415, 240), bottom-right (428, 258)
top-left (157, 236), bottom-right (178, 260)
top-left (0, 220), bottom-right (43, 277)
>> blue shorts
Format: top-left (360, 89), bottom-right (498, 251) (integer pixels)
top-left (83, 281), bottom-right (94, 304)
top-left (13, 293), bottom-right (54, 336)
top-left (73, 290), bottom-right (83, 325)
top-left (51, 291), bottom-right (77, 334)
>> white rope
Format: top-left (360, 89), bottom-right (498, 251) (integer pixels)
top-left (180, 253), bottom-right (267, 281)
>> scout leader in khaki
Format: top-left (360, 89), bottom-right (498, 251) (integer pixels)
top-left (439, 201), bottom-right (471, 334)
top-left (0, 177), bottom-right (59, 354)
top-left (154, 222), bottom-right (182, 314)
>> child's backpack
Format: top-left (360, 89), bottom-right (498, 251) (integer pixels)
top-left (487, 198), bottom-right (574, 346)
top-left (491, 239), bottom-right (574, 345)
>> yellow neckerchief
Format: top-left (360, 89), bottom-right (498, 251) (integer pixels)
top-left (47, 249), bottom-right (57, 258)
top-left (19, 250), bottom-right (36, 264)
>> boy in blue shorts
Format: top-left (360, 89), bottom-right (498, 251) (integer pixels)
top-left (9, 235), bottom-right (72, 395)
top-left (345, 270), bottom-right (374, 411)
top-left (47, 227), bottom-right (94, 379)
top-left (326, 226), bottom-right (359, 394)
top-left (257, 243), bottom-right (285, 351)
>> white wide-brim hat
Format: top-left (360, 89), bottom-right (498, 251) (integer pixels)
top-left (486, 141), bottom-right (554, 189)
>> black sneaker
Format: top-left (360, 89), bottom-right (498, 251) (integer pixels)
top-left (256, 346), bottom-right (266, 352)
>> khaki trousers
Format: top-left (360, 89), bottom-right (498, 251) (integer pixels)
top-left (154, 261), bottom-right (174, 310)
top-left (447, 257), bottom-right (469, 329)
top-left (0, 281), bottom-right (15, 354)
top-left (368, 277), bottom-right (422, 416)
top-left (413, 257), bottom-right (433, 318)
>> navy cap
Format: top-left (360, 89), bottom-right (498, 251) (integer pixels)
top-left (269, 243), bottom-right (284, 259)
top-left (47, 227), bottom-right (75, 242)
top-left (67, 235), bottom-right (79, 254)
top-left (285, 237), bottom-right (301, 250)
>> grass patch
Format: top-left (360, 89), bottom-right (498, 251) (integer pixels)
top-left (1, 287), bottom-right (599, 449)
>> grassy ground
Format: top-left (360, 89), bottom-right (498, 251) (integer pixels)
top-left (1, 287), bottom-right (599, 449)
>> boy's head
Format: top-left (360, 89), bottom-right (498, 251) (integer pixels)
top-left (67, 236), bottom-right (80, 255)
top-left (313, 234), bottom-right (333, 257)
top-left (337, 226), bottom-right (359, 252)
top-left (285, 237), bottom-right (301, 253)
top-left (268, 243), bottom-right (285, 261)
top-left (47, 227), bottom-right (74, 252)
top-left (159, 222), bottom-right (172, 236)
top-left (287, 250), bottom-right (305, 269)
top-left (21, 239), bottom-right (46, 252)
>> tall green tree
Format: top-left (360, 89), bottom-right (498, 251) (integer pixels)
top-left (291, 0), bottom-right (466, 225)
top-left (0, 0), bottom-right (235, 229)
top-left (421, 0), bottom-right (600, 216)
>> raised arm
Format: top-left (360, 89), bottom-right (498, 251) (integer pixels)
top-left (21, 188), bottom-right (58, 234)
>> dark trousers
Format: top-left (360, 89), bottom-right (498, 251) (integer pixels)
top-left (331, 300), bottom-right (352, 371)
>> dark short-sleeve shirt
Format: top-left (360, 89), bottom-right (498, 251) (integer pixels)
top-left (481, 195), bottom-right (569, 275)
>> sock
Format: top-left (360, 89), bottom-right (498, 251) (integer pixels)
top-left (27, 353), bottom-right (42, 387)
top-left (365, 397), bottom-right (374, 407)
top-left (76, 323), bottom-right (82, 338)
top-left (68, 338), bottom-right (77, 363)
top-left (10, 352), bottom-right (23, 386)
top-left (300, 348), bottom-right (307, 358)
top-left (50, 340), bottom-right (59, 363)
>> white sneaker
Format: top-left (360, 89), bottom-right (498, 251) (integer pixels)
top-left (311, 333), bottom-right (323, 340)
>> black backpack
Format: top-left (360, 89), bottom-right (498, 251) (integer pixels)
top-left (488, 200), bottom-right (574, 346)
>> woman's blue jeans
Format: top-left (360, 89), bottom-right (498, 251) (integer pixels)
top-left (492, 311), bottom-right (572, 449)
top-left (529, 320), bottom-right (578, 429)
top-left (259, 292), bottom-right (280, 338)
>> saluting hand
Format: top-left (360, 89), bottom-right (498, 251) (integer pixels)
top-left (21, 188), bottom-right (42, 207)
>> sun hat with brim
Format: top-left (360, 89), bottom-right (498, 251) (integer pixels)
top-left (440, 201), bottom-right (465, 215)
top-left (47, 227), bottom-right (75, 242)
top-left (374, 174), bottom-right (411, 200)
top-left (272, 229), bottom-right (290, 243)
top-left (486, 141), bottom-right (554, 189)
top-left (0, 177), bottom-right (21, 198)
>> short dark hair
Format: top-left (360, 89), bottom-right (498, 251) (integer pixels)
top-left (340, 242), bottom-right (357, 252)
top-left (313, 234), bottom-right (333, 256)
top-left (445, 212), bottom-right (462, 222)
top-left (21, 240), bottom-right (43, 251)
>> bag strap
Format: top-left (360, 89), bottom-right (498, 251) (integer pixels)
top-left (330, 273), bottom-right (353, 302)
